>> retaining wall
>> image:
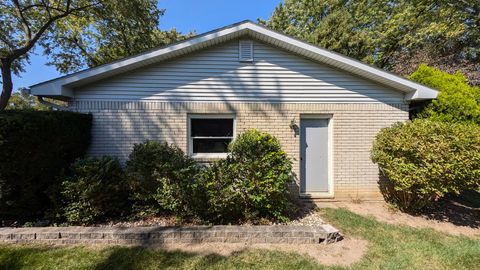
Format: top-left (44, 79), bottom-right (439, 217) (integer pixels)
top-left (0, 225), bottom-right (341, 245)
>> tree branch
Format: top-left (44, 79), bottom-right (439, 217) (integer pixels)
top-left (119, 22), bottom-right (132, 55)
top-left (9, 1), bottom-right (100, 60)
top-left (0, 35), bottom-right (15, 49)
top-left (67, 36), bottom-right (100, 66)
top-left (40, 0), bottom-right (52, 19)
top-left (12, 0), bottom-right (32, 41)
top-left (20, 4), bottom-right (45, 13)
top-left (1, 0), bottom-right (101, 111)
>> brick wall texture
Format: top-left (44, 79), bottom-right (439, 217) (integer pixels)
top-left (71, 101), bottom-right (409, 200)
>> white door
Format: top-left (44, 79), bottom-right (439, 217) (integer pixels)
top-left (300, 119), bottom-right (330, 194)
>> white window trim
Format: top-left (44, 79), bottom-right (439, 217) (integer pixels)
top-left (187, 114), bottom-right (236, 159)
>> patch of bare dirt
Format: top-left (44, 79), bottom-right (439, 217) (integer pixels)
top-left (326, 201), bottom-right (480, 238)
top-left (158, 237), bottom-right (367, 266)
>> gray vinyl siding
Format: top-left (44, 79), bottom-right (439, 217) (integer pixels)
top-left (73, 40), bottom-right (405, 103)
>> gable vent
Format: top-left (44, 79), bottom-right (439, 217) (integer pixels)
top-left (239, 40), bottom-right (253, 62)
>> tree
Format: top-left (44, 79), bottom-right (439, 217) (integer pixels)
top-left (409, 64), bottom-right (480, 124)
top-left (43, 0), bottom-right (193, 73)
top-left (5, 88), bottom-right (50, 110)
top-left (0, 1), bottom-right (190, 111)
top-left (0, 1), bottom-right (98, 110)
top-left (261, 0), bottom-right (379, 64)
top-left (392, 49), bottom-right (480, 87)
top-left (263, 0), bottom-right (480, 85)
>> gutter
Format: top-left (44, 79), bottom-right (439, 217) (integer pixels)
top-left (37, 96), bottom-right (68, 111)
top-left (25, 87), bottom-right (69, 110)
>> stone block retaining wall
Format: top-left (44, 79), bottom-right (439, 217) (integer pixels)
top-left (0, 225), bottom-right (341, 246)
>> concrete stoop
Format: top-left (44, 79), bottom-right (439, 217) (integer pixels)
top-left (0, 224), bottom-right (341, 246)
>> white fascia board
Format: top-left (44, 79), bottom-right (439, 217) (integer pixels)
top-left (30, 21), bottom-right (438, 101)
top-left (405, 86), bottom-right (439, 100)
top-left (30, 81), bottom-right (74, 97)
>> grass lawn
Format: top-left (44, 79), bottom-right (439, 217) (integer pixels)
top-left (0, 208), bottom-right (479, 270)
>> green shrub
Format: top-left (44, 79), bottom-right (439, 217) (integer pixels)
top-left (126, 141), bottom-right (200, 218)
top-left (61, 157), bottom-right (129, 225)
top-left (371, 119), bottom-right (480, 212)
top-left (409, 64), bottom-right (480, 123)
top-left (198, 129), bottom-right (294, 223)
top-left (0, 110), bottom-right (92, 222)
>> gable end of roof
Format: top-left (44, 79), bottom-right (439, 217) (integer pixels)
top-left (29, 20), bottom-right (438, 101)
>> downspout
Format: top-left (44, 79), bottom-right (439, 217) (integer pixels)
top-left (37, 96), bottom-right (68, 111)
top-left (26, 85), bottom-right (69, 110)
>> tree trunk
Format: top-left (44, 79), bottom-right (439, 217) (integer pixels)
top-left (0, 58), bottom-right (13, 111)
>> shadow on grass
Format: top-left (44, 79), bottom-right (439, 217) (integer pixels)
top-left (91, 247), bottom-right (226, 270)
top-left (91, 246), bottom-right (321, 270)
top-left (0, 245), bottom-right (231, 270)
top-left (0, 246), bottom-right (38, 269)
top-left (0, 244), bottom-right (321, 270)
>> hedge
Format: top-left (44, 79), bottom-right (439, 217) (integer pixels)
top-left (371, 119), bottom-right (480, 212)
top-left (197, 129), bottom-right (294, 223)
top-left (61, 156), bottom-right (129, 225)
top-left (126, 141), bottom-right (200, 218)
top-left (0, 110), bottom-right (92, 222)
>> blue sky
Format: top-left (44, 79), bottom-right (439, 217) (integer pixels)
top-left (13, 0), bottom-right (282, 89)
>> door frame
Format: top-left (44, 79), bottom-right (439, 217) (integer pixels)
top-left (299, 114), bottom-right (334, 199)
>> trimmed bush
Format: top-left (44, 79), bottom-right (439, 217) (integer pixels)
top-left (198, 129), bottom-right (294, 223)
top-left (61, 157), bottom-right (129, 225)
top-left (371, 119), bottom-right (480, 212)
top-left (0, 110), bottom-right (91, 222)
top-left (126, 141), bottom-right (200, 218)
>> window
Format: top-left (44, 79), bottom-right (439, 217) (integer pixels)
top-left (189, 115), bottom-right (235, 156)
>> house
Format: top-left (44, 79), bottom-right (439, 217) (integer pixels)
top-left (29, 21), bottom-right (438, 200)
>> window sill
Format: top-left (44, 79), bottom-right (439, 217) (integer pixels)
top-left (191, 153), bottom-right (228, 162)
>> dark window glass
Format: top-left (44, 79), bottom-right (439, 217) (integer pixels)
top-left (191, 119), bottom-right (233, 137)
top-left (193, 138), bottom-right (231, 153)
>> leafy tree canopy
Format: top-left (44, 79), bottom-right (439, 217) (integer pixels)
top-left (5, 88), bottom-right (49, 110)
top-left (263, 0), bottom-right (480, 84)
top-left (410, 64), bottom-right (480, 124)
top-left (42, 0), bottom-right (193, 73)
top-left (0, 0), bottom-right (191, 110)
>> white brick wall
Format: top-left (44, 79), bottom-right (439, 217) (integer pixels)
top-left (71, 101), bottom-right (409, 200)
